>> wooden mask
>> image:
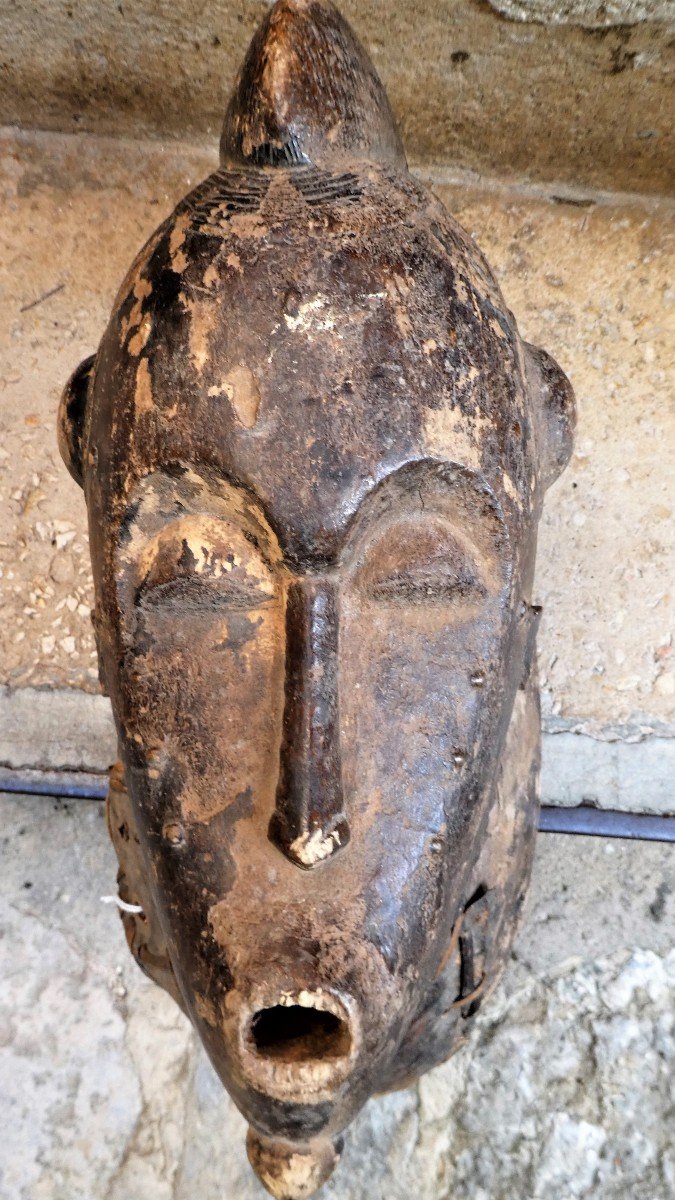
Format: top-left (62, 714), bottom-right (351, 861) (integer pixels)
top-left (59, 3), bottom-right (575, 1196)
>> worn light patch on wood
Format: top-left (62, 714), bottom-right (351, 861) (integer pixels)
top-left (215, 364), bottom-right (262, 428)
top-left (57, 3), bottom-right (575, 1197)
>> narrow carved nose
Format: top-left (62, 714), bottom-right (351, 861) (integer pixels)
top-left (269, 576), bottom-right (349, 867)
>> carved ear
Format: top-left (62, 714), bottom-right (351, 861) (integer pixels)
top-left (58, 354), bottom-right (95, 488)
top-left (523, 342), bottom-right (576, 491)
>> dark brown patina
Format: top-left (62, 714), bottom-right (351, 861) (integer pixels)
top-left (59, 3), bottom-right (575, 1196)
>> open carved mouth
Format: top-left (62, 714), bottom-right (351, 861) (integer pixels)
top-left (250, 1004), bottom-right (352, 1064)
top-left (241, 990), bottom-right (357, 1102)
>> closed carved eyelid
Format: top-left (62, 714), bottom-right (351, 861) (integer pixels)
top-left (136, 573), bottom-right (275, 612)
top-left (355, 517), bottom-right (491, 605)
top-left (135, 536), bottom-right (276, 610)
top-left (369, 565), bottom-right (487, 604)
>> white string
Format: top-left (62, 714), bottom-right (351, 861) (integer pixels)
top-left (101, 894), bottom-right (144, 915)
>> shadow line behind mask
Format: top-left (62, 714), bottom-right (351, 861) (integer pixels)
top-left (59, 3), bottom-right (575, 1196)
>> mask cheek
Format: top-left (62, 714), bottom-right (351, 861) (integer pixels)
top-left (117, 603), bottom-right (284, 828)
top-left (340, 595), bottom-right (505, 821)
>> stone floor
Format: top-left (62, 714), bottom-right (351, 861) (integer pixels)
top-left (1, 792), bottom-right (672, 1200)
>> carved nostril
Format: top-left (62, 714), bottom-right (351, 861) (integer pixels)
top-left (249, 1004), bottom-right (352, 1065)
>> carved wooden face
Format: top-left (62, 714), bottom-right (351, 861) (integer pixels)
top-left (106, 459), bottom-right (522, 1119)
top-left (58, 2), bottom-right (575, 1194)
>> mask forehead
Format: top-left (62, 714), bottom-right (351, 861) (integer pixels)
top-left (86, 170), bottom-right (537, 565)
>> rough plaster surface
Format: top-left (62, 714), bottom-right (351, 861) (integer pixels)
top-left (1, 793), bottom-right (673, 1200)
top-left (1, 2), bottom-right (674, 194)
top-left (0, 128), bottom-right (672, 738)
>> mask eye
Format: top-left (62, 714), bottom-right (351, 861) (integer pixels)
top-left (357, 518), bottom-right (487, 608)
top-left (371, 562), bottom-right (486, 604)
top-left (137, 529), bottom-right (275, 612)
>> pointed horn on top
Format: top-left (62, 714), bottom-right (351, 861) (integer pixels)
top-left (220, 0), bottom-right (406, 170)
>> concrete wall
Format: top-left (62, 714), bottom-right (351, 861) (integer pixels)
top-left (1, 1), bottom-right (674, 194)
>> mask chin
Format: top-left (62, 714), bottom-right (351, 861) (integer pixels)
top-left (57, 353), bottom-right (96, 487)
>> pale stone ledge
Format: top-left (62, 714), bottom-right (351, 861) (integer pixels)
top-left (0, 685), bottom-right (117, 772)
top-left (487, 0), bottom-right (673, 26)
top-left (541, 726), bottom-right (675, 815)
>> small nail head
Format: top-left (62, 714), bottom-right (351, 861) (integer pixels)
top-left (163, 821), bottom-right (186, 846)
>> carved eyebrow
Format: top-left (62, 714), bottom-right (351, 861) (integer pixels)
top-left (119, 479), bottom-right (283, 578)
top-left (138, 524), bottom-right (278, 588)
top-left (133, 526), bottom-right (277, 614)
top-left (120, 464), bottom-right (510, 578)
top-left (338, 461), bottom-right (512, 565)
top-left (120, 461), bottom-right (278, 531)
top-left (139, 516), bottom-right (277, 569)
